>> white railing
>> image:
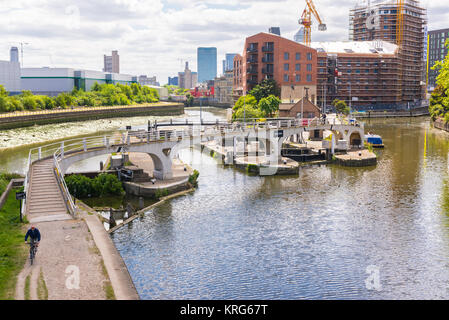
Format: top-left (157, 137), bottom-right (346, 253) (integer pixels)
top-left (22, 118), bottom-right (364, 216)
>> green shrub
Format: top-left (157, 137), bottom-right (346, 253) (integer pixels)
top-left (154, 188), bottom-right (169, 199)
top-left (65, 173), bottom-right (124, 198)
top-left (188, 169), bottom-right (200, 187)
top-left (92, 173), bottom-right (124, 196)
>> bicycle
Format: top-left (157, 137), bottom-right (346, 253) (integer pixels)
top-left (27, 241), bottom-right (38, 265)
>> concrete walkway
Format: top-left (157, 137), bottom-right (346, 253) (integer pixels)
top-left (79, 202), bottom-right (139, 300)
top-left (15, 219), bottom-right (108, 300)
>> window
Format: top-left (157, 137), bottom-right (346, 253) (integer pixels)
top-left (284, 74), bottom-right (289, 82)
top-left (296, 74), bottom-right (301, 82)
top-left (307, 53), bottom-right (312, 60)
top-left (284, 63), bottom-right (289, 71)
top-left (306, 74), bottom-right (312, 82)
top-left (284, 52), bottom-right (289, 60)
top-left (295, 63), bottom-right (301, 71)
top-left (296, 53), bottom-right (301, 60)
top-left (307, 64), bottom-right (312, 71)
top-left (347, 70), bottom-right (352, 73)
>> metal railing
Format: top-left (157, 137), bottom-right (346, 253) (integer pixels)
top-left (22, 117), bottom-right (364, 216)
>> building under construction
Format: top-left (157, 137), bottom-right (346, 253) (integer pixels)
top-left (347, 0), bottom-right (426, 108)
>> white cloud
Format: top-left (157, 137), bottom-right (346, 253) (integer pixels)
top-left (0, 0), bottom-right (447, 84)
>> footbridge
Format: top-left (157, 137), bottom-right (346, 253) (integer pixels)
top-left (22, 116), bottom-right (365, 222)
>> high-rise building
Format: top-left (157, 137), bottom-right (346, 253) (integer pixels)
top-left (349, 0), bottom-right (426, 106)
top-left (224, 53), bottom-right (237, 73)
top-left (103, 50), bottom-right (120, 73)
top-left (178, 62), bottom-right (198, 89)
top-left (427, 28), bottom-right (449, 90)
top-left (197, 47), bottom-right (217, 83)
top-left (10, 47), bottom-right (19, 63)
top-left (168, 76), bottom-right (179, 86)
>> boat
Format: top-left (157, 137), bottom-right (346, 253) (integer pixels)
top-left (365, 133), bottom-right (384, 148)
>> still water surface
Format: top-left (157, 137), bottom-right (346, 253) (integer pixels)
top-left (1, 109), bottom-right (449, 299)
top-left (111, 116), bottom-right (449, 299)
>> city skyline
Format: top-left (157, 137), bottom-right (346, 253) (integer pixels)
top-left (0, 0), bottom-right (448, 84)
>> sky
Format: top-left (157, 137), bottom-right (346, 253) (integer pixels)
top-left (0, 0), bottom-right (448, 85)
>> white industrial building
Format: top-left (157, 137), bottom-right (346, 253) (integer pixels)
top-left (21, 67), bottom-right (138, 96)
top-left (0, 60), bottom-right (21, 93)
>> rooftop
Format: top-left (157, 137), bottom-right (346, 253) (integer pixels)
top-left (310, 40), bottom-right (398, 55)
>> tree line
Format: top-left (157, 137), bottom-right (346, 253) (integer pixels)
top-left (0, 82), bottom-right (160, 113)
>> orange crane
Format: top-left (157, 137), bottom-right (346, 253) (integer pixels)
top-left (396, 0), bottom-right (404, 47)
top-left (299, 0), bottom-right (326, 46)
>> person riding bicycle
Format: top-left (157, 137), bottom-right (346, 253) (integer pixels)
top-left (25, 225), bottom-right (41, 246)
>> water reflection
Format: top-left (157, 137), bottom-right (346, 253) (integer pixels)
top-left (111, 117), bottom-right (449, 299)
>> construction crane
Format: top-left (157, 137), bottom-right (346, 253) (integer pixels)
top-left (396, 0), bottom-right (404, 47)
top-left (299, 0), bottom-right (326, 46)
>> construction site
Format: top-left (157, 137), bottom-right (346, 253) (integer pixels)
top-left (233, 0), bottom-right (428, 111)
top-left (313, 0), bottom-right (427, 110)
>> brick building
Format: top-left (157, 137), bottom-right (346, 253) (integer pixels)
top-left (313, 40), bottom-right (401, 110)
top-left (233, 32), bottom-right (317, 104)
top-left (349, 0), bottom-right (426, 107)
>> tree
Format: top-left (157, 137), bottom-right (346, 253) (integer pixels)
top-left (430, 39), bottom-right (449, 122)
top-left (249, 79), bottom-right (281, 102)
top-left (232, 105), bottom-right (263, 120)
top-left (232, 94), bottom-right (257, 111)
top-left (332, 99), bottom-right (350, 115)
top-left (258, 95), bottom-right (281, 118)
top-left (0, 85), bottom-right (8, 97)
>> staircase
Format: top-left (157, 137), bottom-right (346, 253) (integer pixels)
top-left (26, 159), bottom-right (72, 223)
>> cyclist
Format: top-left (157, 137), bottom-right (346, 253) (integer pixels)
top-left (25, 225), bottom-right (41, 249)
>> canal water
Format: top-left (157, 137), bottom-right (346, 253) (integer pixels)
top-left (1, 109), bottom-right (449, 299)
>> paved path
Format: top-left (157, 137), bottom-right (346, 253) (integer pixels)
top-left (16, 219), bottom-right (108, 300)
top-left (26, 159), bottom-right (71, 224)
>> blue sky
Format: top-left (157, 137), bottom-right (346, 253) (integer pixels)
top-left (0, 0), bottom-right (446, 84)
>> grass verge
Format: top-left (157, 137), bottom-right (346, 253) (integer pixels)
top-left (24, 275), bottom-right (31, 300)
top-left (0, 188), bottom-right (28, 300)
top-left (37, 268), bottom-right (48, 300)
top-left (100, 260), bottom-right (116, 300)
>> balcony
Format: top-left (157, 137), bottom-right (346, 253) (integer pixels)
top-left (262, 45), bottom-right (274, 52)
top-left (247, 67), bottom-right (258, 74)
top-left (247, 57), bottom-right (258, 64)
top-left (247, 47), bottom-right (258, 53)
top-left (262, 68), bottom-right (273, 74)
top-left (262, 56), bottom-right (274, 63)
top-left (247, 79), bottom-right (258, 85)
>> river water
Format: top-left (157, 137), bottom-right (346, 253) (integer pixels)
top-left (1, 109), bottom-right (449, 299)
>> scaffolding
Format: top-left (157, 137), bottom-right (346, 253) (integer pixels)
top-left (349, 0), bottom-right (426, 107)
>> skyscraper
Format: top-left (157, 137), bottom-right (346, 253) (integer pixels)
top-left (178, 62), bottom-right (198, 89)
top-left (197, 47), bottom-right (217, 83)
top-left (10, 47), bottom-right (19, 63)
top-left (224, 53), bottom-right (237, 73)
top-left (103, 50), bottom-right (120, 73)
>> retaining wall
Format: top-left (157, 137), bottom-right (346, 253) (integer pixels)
top-left (0, 103), bottom-right (184, 130)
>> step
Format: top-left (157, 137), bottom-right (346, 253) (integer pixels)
top-left (28, 207), bottom-right (68, 215)
top-left (28, 198), bottom-right (65, 205)
top-left (29, 214), bottom-right (72, 224)
top-left (28, 204), bottom-right (67, 211)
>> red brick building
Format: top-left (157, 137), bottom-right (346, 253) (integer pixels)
top-left (233, 32), bottom-right (318, 104)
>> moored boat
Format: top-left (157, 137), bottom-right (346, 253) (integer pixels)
top-left (365, 133), bottom-right (384, 148)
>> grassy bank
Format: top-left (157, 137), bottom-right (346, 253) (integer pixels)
top-left (0, 188), bottom-right (28, 300)
top-left (0, 103), bottom-right (184, 130)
